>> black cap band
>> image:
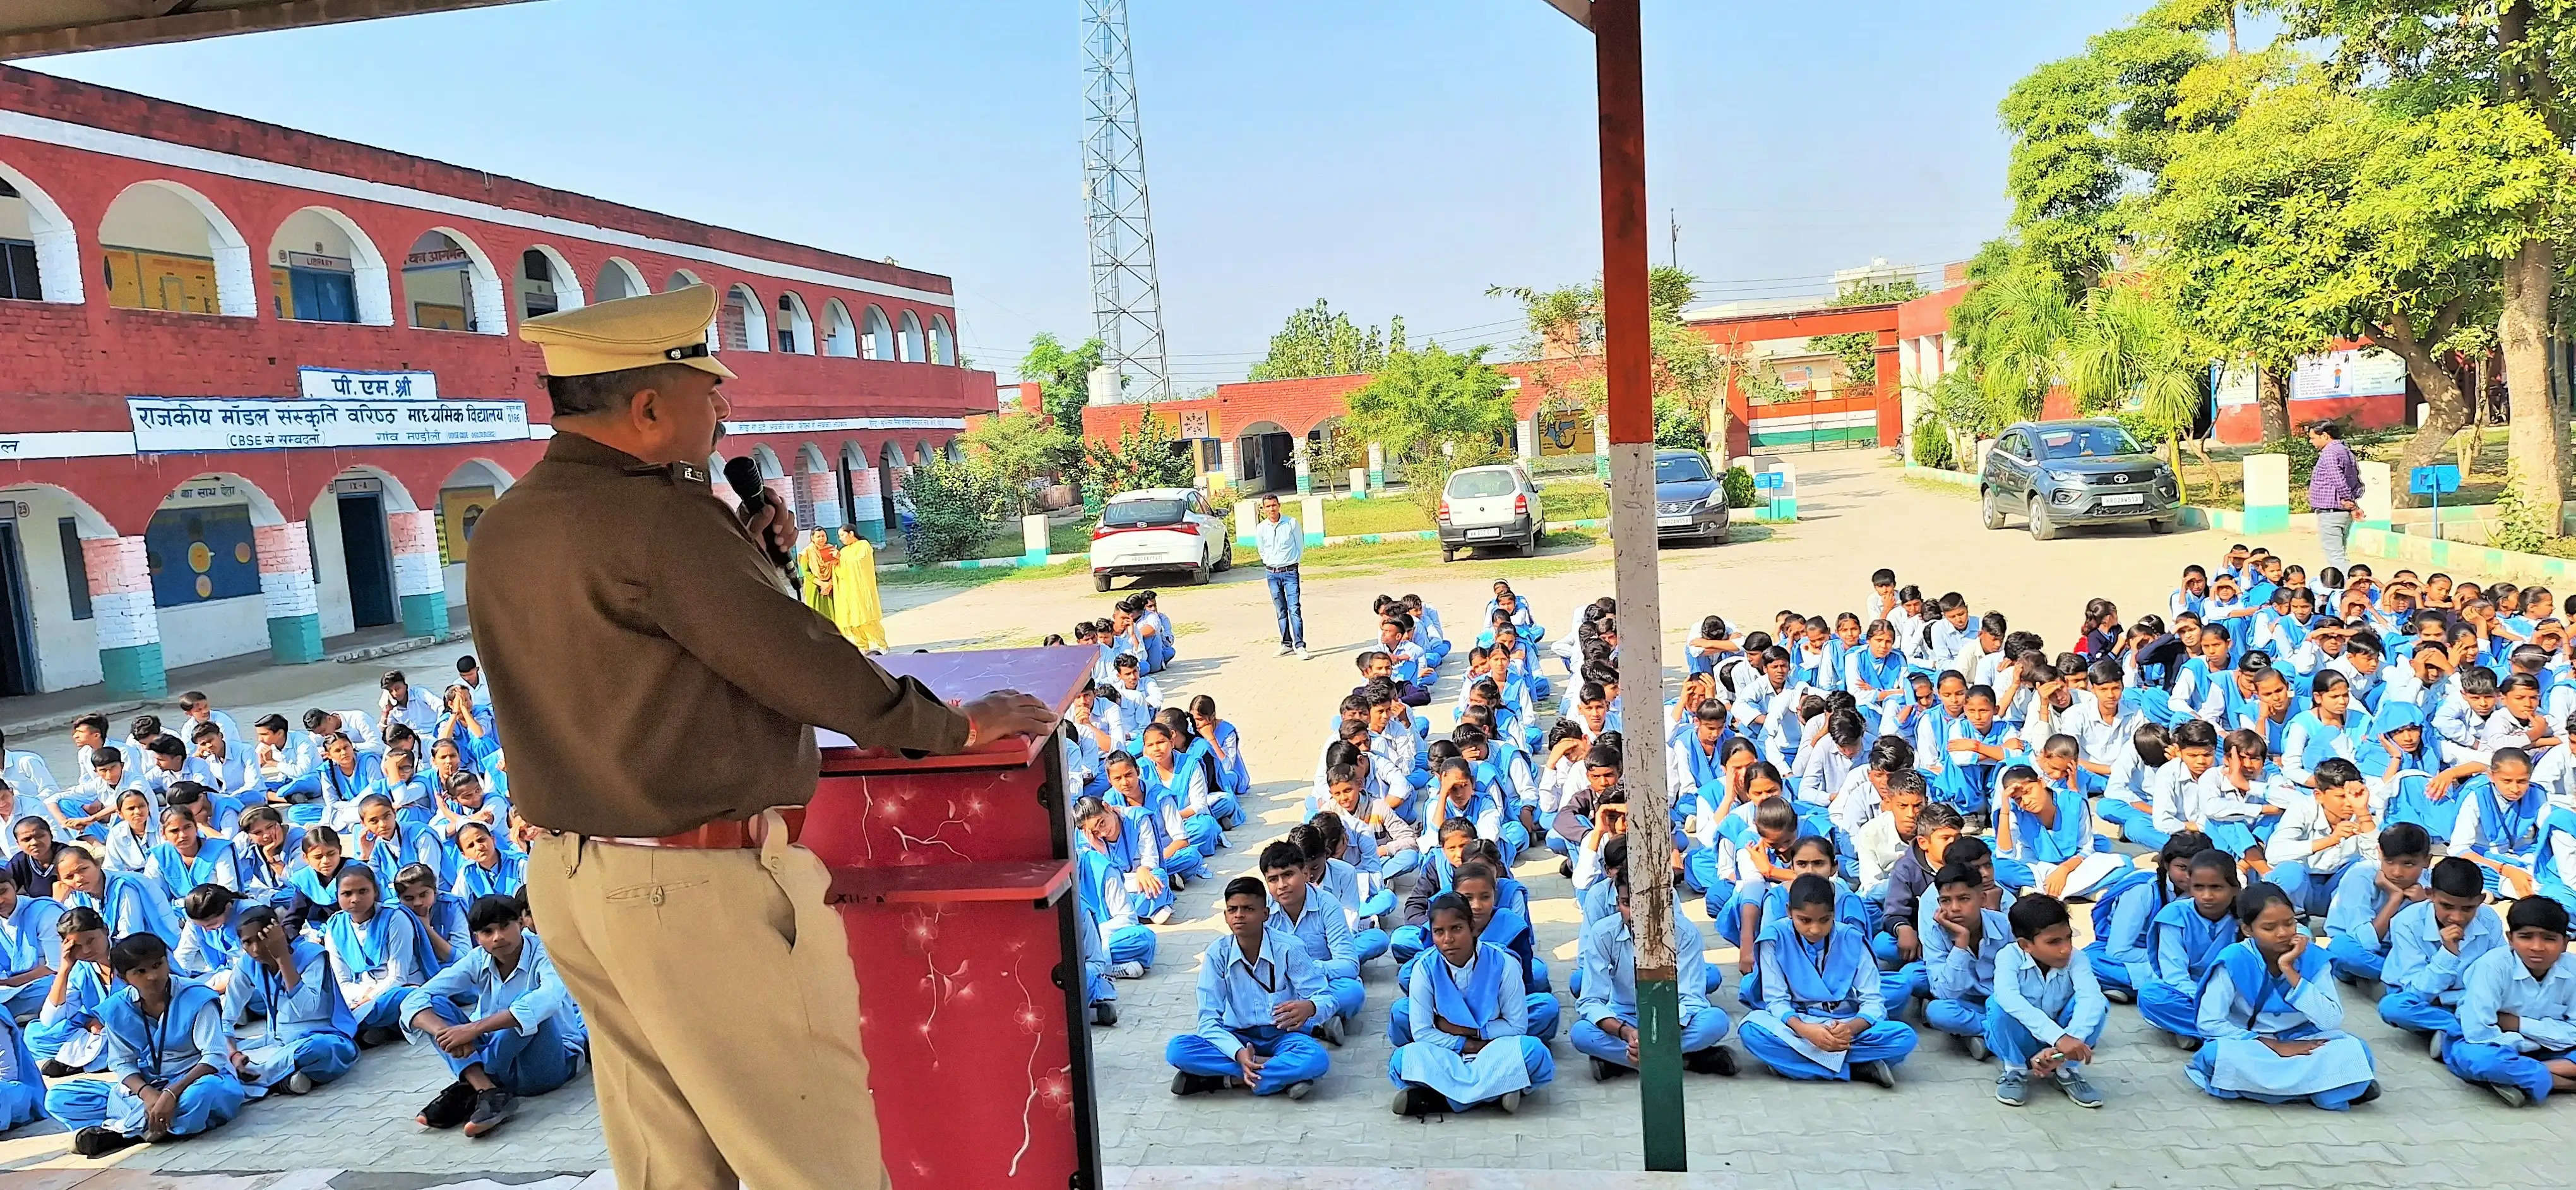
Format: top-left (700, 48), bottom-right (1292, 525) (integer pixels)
top-left (663, 342), bottom-right (712, 361)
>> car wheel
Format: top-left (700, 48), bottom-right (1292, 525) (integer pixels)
top-left (1522, 530), bottom-right (1539, 557)
top-left (1093, 573), bottom-right (1112, 592)
top-left (2148, 516), bottom-right (2173, 534)
top-left (1981, 488), bottom-right (2007, 530)
top-left (2027, 496), bottom-right (2058, 542)
top-left (1213, 541), bottom-right (1233, 572)
top-left (1188, 560), bottom-right (1209, 586)
top-left (1440, 546), bottom-right (1457, 563)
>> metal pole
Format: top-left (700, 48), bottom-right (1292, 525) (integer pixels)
top-left (1594, 0), bottom-right (1684, 1171)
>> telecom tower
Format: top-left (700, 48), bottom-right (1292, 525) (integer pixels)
top-left (1080, 0), bottom-right (1171, 404)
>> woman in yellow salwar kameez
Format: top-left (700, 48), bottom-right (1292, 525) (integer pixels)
top-left (798, 530), bottom-right (838, 623)
top-left (832, 535), bottom-right (890, 651)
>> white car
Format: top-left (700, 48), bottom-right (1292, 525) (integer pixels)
top-left (1091, 487), bottom-right (1232, 591)
top-left (1437, 463), bottom-right (1544, 562)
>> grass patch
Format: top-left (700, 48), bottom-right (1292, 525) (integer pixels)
top-left (1901, 475), bottom-right (1979, 501)
top-left (1541, 482), bottom-right (1608, 522)
top-left (1325, 498), bottom-right (1434, 536)
top-left (963, 519), bottom-right (1094, 560)
top-left (876, 558), bottom-right (1090, 589)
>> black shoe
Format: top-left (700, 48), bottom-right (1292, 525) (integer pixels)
top-left (1559, 858), bottom-right (1575, 879)
top-left (462, 1087), bottom-right (518, 1138)
top-left (69, 1126), bottom-right (134, 1158)
top-left (2351, 1081), bottom-right (2381, 1107)
top-left (1089, 1001), bottom-right (1118, 1027)
top-left (358, 1025), bottom-right (403, 1049)
top-left (1390, 1085), bottom-right (1444, 1116)
top-left (1169, 1071), bottom-right (1225, 1097)
top-left (416, 1078), bottom-right (477, 1129)
top-left (1854, 1059), bottom-right (1897, 1089)
top-left (1589, 1055), bottom-right (1631, 1081)
top-left (1684, 1045), bottom-right (1740, 1077)
top-left (39, 1059), bottom-right (76, 1079)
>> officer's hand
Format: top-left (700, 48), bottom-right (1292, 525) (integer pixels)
top-left (961, 691), bottom-right (1057, 748)
top-left (744, 496), bottom-right (796, 559)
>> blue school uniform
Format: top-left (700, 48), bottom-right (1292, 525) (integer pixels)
top-left (1933, 720), bottom-right (2015, 815)
top-left (402, 930), bottom-right (588, 1096)
top-left (0, 896), bottom-right (61, 1021)
top-left (0, 1006), bottom-right (42, 1129)
top-left (2452, 776), bottom-right (2546, 897)
top-left (2443, 946), bottom-right (2576, 1102)
top-left (2320, 860), bottom-right (2409, 983)
top-left (1083, 809), bottom-right (1176, 922)
top-left (1164, 929), bottom-right (1333, 1096)
top-left (2375, 899), bottom-right (2504, 1038)
top-left (2082, 868), bottom-right (2168, 994)
top-left (275, 753), bottom-right (383, 828)
top-left (324, 905), bottom-right (432, 1031)
top-left (1138, 756), bottom-right (1223, 861)
top-left (355, 822), bottom-right (451, 889)
top-left (1986, 942), bottom-right (2109, 1076)
top-left (2141, 899), bottom-right (2239, 1039)
top-left (2188, 941), bottom-right (2377, 1109)
top-left (45, 977), bottom-right (247, 1136)
top-left (1388, 941), bottom-right (1553, 1111)
top-left (1387, 904), bottom-right (1560, 1043)
top-left (142, 839), bottom-right (239, 908)
top-left (450, 851), bottom-right (528, 901)
top-left (171, 914), bottom-right (242, 983)
top-left (1075, 849), bottom-right (1157, 987)
top-left (61, 870), bottom-right (180, 946)
top-left (1739, 920), bottom-right (1917, 1081)
top-left (25, 960), bottom-right (112, 1069)
top-left (408, 892), bottom-right (473, 971)
top-left (1571, 903), bottom-right (1727, 1071)
top-left (221, 939), bottom-right (359, 1092)
top-left (1923, 908), bottom-right (2013, 1039)
top-left (1270, 887), bottom-right (1364, 1027)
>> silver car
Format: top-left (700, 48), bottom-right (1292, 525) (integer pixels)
top-left (1438, 464), bottom-right (1544, 562)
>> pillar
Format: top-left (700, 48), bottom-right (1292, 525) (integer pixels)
top-left (1217, 438), bottom-right (1240, 494)
top-left (388, 510), bottom-right (448, 637)
top-left (802, 471), bottom-right (844, 539)
top-left (1761, 462), bottom-right (1799, 523)
top-left (1348, 467), bottom-right (1369, 498)
top-left (254, 521), bottom-right (323, 664)
top-left (1366, 442), bottom-right (1386, 491)
top-left (1515, 418), bottom-right (1537, 462)
top-left (1294, 444), bottom-right (1313, 496)
top-left (1021, 514), bottom-right (1051, 566)
top-left (1593, 414), bottom-right (1612, 483)
top-left (1299, 494), bottom-right (1326, 547)
top-left (2358, 460), bottom-right (2394, 530)
top-left (2243, 453), bottom-right (2291, 534)
top-left (850, 466), bottom-right (887, 546)
top-left (83, 536), bottom-right (164, 699)
top-left (1236, 499), bottom-right (1260, 552)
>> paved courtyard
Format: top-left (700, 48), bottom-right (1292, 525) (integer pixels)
top-left (0, 455), bottom-right (2560, 1186)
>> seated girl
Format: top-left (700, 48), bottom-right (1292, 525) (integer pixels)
top-left (1386, 891), bottom-right (1553, 1117)
top-left (2188, 880), bottom-right (2378, 1110)
top-left (1738, 874), bottom-right (1918, 1086)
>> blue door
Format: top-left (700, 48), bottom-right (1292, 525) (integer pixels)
top-left (338, 493), bottom-right (396, 628)
top-left (289, 268), bottom-right (357, 324)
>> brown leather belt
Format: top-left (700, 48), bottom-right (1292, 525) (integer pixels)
top-left (592, 806), bottom-right (806, 850)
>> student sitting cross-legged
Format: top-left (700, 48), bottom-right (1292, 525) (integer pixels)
top-left (2085, 831), bottom-right (2209, 1006)
top-left (1387, 890), bottom-right (1555, 1116)
top-left (1986, 894), bottom-right (2108, 1108)
top-left (2322, 823), bottom-right (2434, 987)
top-left (1739, 873), bottom-right (1919, 1086)
top-left (49, 932), bottom-right (249, 1158)
top-left (2142, 848), bottom-right (2242, 1049)
top-left (2187, 880), bottom-right (2380, 1110)
top-left (1167, 877), bottom-right (1330, 1100)
top-left (27, 906), bottom-right (112, 1077)
top-left (2376, 856), bottom-right (2504, 1054)
top-left (1570, 834), bottom-right (1734, 1080)
top-left (2442, 894), bottom-right (2576, 1106)
top-left (1297, 817), bottom-right (1393, 963)
top-left (404, 894), bottom-right (589, 1138)
top-left (1260, 841), bottom-right (1362, 1045)
top-left (1922, 860), bottom-right (2014, 1059)
top-left (221, 902), bottom-right (359, 1098)
top-left (1389, 860), bottom-right (1559, 1045)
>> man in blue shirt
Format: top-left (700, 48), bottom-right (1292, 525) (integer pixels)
top-left (1254, 495), bottom-right (1308, 659)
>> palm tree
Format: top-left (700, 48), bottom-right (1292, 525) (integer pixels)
top-left (1962, 265), bottom-right (2077, 426)
top-left (2064, 284), bottom-right (2211, 500)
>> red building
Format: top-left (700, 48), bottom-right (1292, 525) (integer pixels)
top-left (0, 66), bottom-right (994, 698)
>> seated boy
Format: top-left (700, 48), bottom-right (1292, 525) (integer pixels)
top-left (1259, 841), bottom-right (1361, 1045)
top-left (2322, 822), bottom-right (2433, 985)
top-left (404, 894), bottom-right (589, 1138)
top-left (2265, 757), bottom-right (2380, 916)
top-left (1166, 877), bottom-right (1330, 1100)
top-left (1988, 892), bottom-right (2108, 1108)
top-left (222, 902), bottom-right (359, 1096)
top-left (1923, 861), bottom-right (2014, 1057)
top-left (2141, 848), bottom-right (2243, 1047)
top-left (1739, 874), bottom-right (1918, 1086)
top-left (2443, 894), bottom-right (2576, 1106)
top-left (1387, 891), bottom-right (1553, 1116)
top-left (1572, 834), bottom-right (1732, 1079)
top-left (48, 932), bottom-right (247, 1157)
top-left (2376, 856), bottom-right (2503, 1050)
top-left (1297, 817), bottom-right (1392, 961)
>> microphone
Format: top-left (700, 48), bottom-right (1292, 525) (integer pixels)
top-left (722, 456), bottom-right (799, 574)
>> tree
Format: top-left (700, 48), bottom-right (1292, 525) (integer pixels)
top-left (1020, 333), bottom-right (1107, 441)
top-left (2063, 281), bottom-right (2214, 499)
top-left (960, 411), bottom-right (1072, 515)
top-left (1246, 300), bottom-right (1405, 380)
top-left (1080, 410), bottom-right (1198, 498)
top-left (1345, 344), bottom-right (1516, 464)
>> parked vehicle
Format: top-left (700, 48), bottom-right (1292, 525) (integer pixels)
top-left (1979, 418), bottom-right (2181, 541)
top-left (1438, 464), bottom-right (1545, 562)
top-left (1650, 448), bottom-right (1731, 545)
top-left (1090, 487), bottom-right (1231, 590)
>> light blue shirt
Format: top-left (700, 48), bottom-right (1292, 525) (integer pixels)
top-left (2457, 947), bottom-right (2576, 1053)
top-left (1253, 515), bottom-right (1304, 568)
top-left (1269, 887), bottom-right (1359, 982)
top-left (1405, 944), bottom-right (1529, 1047)
top-left (402, 930), bottom-right (578, 1041)
top-left (2382, 900), bottom-right (2504, 1006)
top-left (1575, 901), bottom-right (1712, 1026)
top-left (1992, 941), bottom-right (2108, 1046)
top-left (1925, 907), bottom-right (2015, 1001)
top-left (1190, 928), bottom-right (1328, 1055)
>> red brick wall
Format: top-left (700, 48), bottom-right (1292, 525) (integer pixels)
top-left (1079, 360), bottom-right (1599, 444)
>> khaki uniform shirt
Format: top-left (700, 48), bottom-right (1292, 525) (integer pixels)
top-left (465, 433), bottom-right (967, 836)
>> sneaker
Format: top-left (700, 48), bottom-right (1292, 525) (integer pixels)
top-left (69, 1127), bottom-right (135, 1158)
top-left (1854, 1060), bottom-right (1897, 1089)
top-left (2054, 1068), bottom-right (2104, 1109)
top-left (284, 1072), bottom-right (316, 1095)
top-left (2350, 1081), bottom-right (2381, 1107)
top-left (1109, 961), bottom-right (1146, 980)
top-left (1311, 1014), bottom-right (1345, 1047)
top-left (462, 1087), bottom-right (517, 1138)
top-left (2488, 1082), bottom-right (2531, 1108)
top-left (38, 1059), bottom-right (76, 1079)
top-left (2102, 987), bottom-right (2137, 1006)
top-left (2428, 1031), bottom-right (2447, 1062)
top-left (1994, 1069), bottom-right (2029, 1107)
top-left (1296, 647), bottom-right (1311, 661)
top-left (1588, 1056), bottom-right (1625, 1082)
top-left (1148, 906), bottom-right (1174, 925)
top-left (1170, 1071), bottom-right (1225, 1097)
top-left (2169, 1031), bottom-right (2202, 1052)
top-left (1278, 644), bottom-right (1296, 656)
top-left (357, 1025), bottom-right (403, 1049)
top-left (1964, 1036), bottom-right (1990, 1062)
top-left (1284, 1079), bottom-right (1313, 1101)
top-left (1496, 1090), bottom-right (1522, 1115)
top-left (416, 1078), bottom-right (477, 1129)
top-left (1683, 1046), bottom-right (1739, 1076)
top-left (1088, 1001), bottom-right (1118, 1027)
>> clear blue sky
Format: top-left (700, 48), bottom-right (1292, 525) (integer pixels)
top-left (27, 0), bottom-right (2142, 386)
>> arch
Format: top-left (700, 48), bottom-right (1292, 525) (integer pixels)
top-left (915, 440), bottom-right (935, 467)
top-left (401, 227), bottom-right (507, 335)
top-left (311, 464), bottom-right (420, 514)
top-left (0, 159), bottom-right (83, 303)
top-left (665, 268), bottom-right (703, 292)
top-left (929, 315), bottom-right (956, 366)
top-left (438, 457), bottom-right (516, 495)
top-left (98, 179), bottom-right (256, 316)
top-left (898, 311), bottom-right (924, 363)
top-left (594, 256), bottom-right (648, 303)
top-left (516, 244), bottom-right (585, 320)
top-left (820, 298), bottom-right (859, 358)
top-left (265, 205), bottom-right (393, 326)
top-left (0, 482), bottom-right (116, 539)
top-left (719, 283), bottom-right (769, 353)
top-left (750, 443), bottom-right (785, 481)
top-left (945, 439), bottom-right (964, 464)
top-left (775, 291), bottom-right (816, 354)
top-left (157, 472), bottom-right (287, 526)
top-left (862, 304), bottom-right (892, 361)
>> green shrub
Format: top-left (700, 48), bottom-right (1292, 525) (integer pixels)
top-left (1909, 419), bottom-right (1955, 470)
top-left (1723, 466), bottom-right (1758, 508)
top-left (902, 458), bottom-right (1011, 565)
top-left (2490, 468), bottom-right (2553, 554)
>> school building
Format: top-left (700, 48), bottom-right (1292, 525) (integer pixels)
top-left (0, 66), bottom-right (995, 699)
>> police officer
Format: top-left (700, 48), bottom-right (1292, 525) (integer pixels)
top-left (468, 284), bottom-right (1052, 1189)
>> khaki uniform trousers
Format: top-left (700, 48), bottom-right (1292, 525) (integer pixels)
top-left (528, 810), bottom-right (886, 1190)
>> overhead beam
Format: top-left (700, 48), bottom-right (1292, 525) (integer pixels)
top-left (0, 0), bottom-right (538, 60)
top-left (1541, 0), bottom-right (1590, 29)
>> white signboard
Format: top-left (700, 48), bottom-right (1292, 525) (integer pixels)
top-left (128, 398), bottom-right (530, 454)
top-left (2291, 347), bottom-right (2407, 402)
top-left (2212, 362), bottom-right (2260, 408)
top-left (722, 416), bottom-right (965, 435)
top-left (299, 367), bottom-right (436, 401)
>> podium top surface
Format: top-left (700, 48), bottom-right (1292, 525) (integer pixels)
top-left (818, 646), bottom-right (1094, 774)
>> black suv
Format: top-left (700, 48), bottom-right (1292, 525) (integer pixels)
top-left (1979, 419), bottom-right (2180, 540)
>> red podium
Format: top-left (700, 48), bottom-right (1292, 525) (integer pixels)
top-left (798, 647), bottom-right (1104, 1189)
